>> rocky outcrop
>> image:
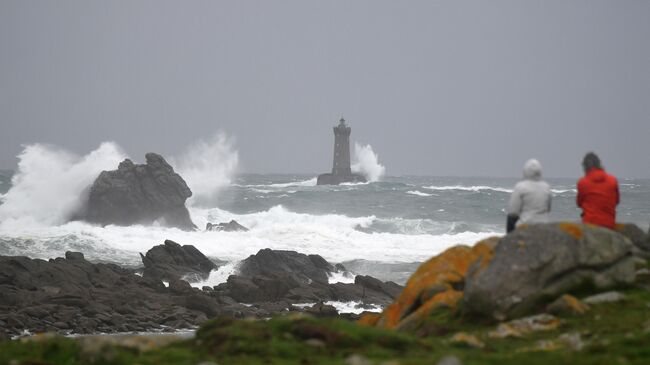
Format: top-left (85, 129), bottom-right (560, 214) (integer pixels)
top-left (238, 249), bottom-right (331, 285)
top-left (615, 223), bottom-right (650, 253)
top-left (80, 153), bottom-right (195, 230)
top-left (206, 220), bottom-right (249, 232)
top-left (359, 237), bottom-right (498, 330)
top-left (463, 223), bottom-right (636, 321)
top-left (140, 240), bottom-right (217, 282)
top-left (0, 252), bottom-right (253, 337)
top-left (214, 249), bottom-right (402, 307)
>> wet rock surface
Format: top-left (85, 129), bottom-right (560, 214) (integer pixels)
top-left (205, 220), bottom-right (248, 232)
top-left (0, 246), bottom-right (401, 337)
top-left (141, 240), bottom-right (217, 282)
top-left (0, 251), bottom-right (254, 337)
top-left (79, 153), bottom-right (196, 230)
top-left (214, 249), bottom-right (402, 307)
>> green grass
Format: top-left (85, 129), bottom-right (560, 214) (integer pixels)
top-left (2, 287), bottom-right (650, 365)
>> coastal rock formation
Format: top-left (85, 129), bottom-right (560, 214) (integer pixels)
top-left (615, 223), bottom-right (650, 253)
top-left (463, 223), bottom-right (636, 321)
top-left (359, 237), bottom-right (498, 330)
top-left (81, 153), bottom-right (196, 230)
top-left (0, 251), bottom-right (253, 337)
top-left (206, 220), bottom-right (249, 232)
top-left (140, 240), bottom-right (217, 282)
top-left (238, 249), bottom-right (331, 284)
top-left (214, 249), bottom-right (402, 306)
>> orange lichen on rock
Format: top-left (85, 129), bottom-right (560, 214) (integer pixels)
top-left (357, 313), bottom-right (381, 326)
top-left (364, 238), bottom-right (498, 330)
top-left (558, 222), bottom-right (583, 240)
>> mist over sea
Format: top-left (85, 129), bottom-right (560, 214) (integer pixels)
top-left (0, 140), bottom-right (648, 285)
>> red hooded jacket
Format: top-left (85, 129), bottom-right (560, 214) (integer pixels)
top-left (576, 168), bottom-right (619, 229)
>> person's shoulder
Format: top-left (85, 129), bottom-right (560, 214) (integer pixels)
top-left (607, 172), bottom-right (619, 185)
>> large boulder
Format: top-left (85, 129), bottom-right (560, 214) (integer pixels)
top-left (238, 249), bottom-right (331, 285)
top-left (463, 223), bottom-right (636, 321)
top-left (81, 153), bottom-right (195, 230)
top-left (615, 223), bottom-right (650, 253)
top-left (206, 220), bottom-right (249, 232)
top-left (359, 238), bottom-right (497, 331)
top-left (215, 249), bottom-right (403, 306)
top-left (141, 240), bottom-right (217, 282)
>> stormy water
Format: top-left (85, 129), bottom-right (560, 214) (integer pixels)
top-left (0, 139), bottom-right (649, 287)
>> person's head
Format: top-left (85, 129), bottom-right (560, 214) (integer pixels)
top-left (523, 159), bottom-right (542, 180)
top-left (582, 152), bottom-right (602, 173)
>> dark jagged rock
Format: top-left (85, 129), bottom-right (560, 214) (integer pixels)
top-left (0, 252), bottom-right (254, 337)
top-left (215, 249), bottom-right (402, 306)
top-left (206, 220), bottom-right (249, 232)
top-left (141, 240), bottom-right (217, 282)
top-left (238, 249), bottom-right (330, 285)
top-left (464, 223), bottom-right (636, 321)
top-left (80, 153), bottom-right (196, 230)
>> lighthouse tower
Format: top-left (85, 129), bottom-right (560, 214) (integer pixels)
top-left (317, 118), bottom-right (367, 185)
top-left (332, 118), bottom-right (352, 176)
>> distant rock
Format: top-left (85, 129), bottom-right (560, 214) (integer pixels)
top-left (238, 249), bottom-right (331, 285)
top-left (206, 220), bottom-right (249, 232)
top-left (214, 249), bottom-right (402, 306)
top-left (80, 153), bottom-right (196, 230)
top-left (141, 240), bottom-right (217, 282)
top-left (463, 223), bottom-right (636, 321)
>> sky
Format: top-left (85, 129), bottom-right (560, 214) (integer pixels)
top-left (1, 1), bottom-right (649, 178)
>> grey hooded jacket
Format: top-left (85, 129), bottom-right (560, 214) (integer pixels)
top-left (508, 159), bottom-right (552, 225)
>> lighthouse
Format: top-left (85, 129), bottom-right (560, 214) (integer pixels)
top-left (317, 118), bottom-right (367, 185)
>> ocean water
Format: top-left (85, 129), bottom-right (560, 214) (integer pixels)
top-left (1, 170), bottom-right (648, 285)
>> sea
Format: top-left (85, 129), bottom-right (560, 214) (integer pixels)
top-left (0, 141), bottom-right (648, 288)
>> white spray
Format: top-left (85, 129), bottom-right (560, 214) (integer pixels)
top-left (351, 143), bottom-right (385, 182)
top-left (0, 142), bottom-right (126, 226)
top-left (173, 132), bottom-right (239, 207)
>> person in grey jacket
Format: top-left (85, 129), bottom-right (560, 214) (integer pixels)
top-left (507, 159), bottom-right (552, 233)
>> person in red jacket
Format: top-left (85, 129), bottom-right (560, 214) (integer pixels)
top-left (576, 152), bottom-right (619, 229)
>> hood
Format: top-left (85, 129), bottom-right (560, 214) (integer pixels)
top-left (586, 168), bottom-right (607, 183)
top-left (523, 159), bottom-right (542, 181)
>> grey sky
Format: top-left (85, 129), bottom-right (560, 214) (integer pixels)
top-left (1, 1), bottom-right (649, 178)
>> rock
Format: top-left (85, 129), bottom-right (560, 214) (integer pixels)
top-left (205, 220), bottom-right (249, 232)
top-left (488, 314), bottom-right (561, 339)
top-left (635, 268), bottom-right (650, 283)
top-left (363, 237), bottom-right (498, 331)
top-left (345, 354), bottom-right (372, 365)
top-left (464, 223), bottom-right (635, 321)
top-left (168, 279), bottom-right (192, 294)
top-left (449, 332), bottom-right (485, 348)
top-left (558, 332), bottom-right (585, 351)
top-left (547, 294), bottom-right (590, 316)
top-left (305, 302), bottom-right (338, 317)
top-left (582, 291), bottom-right (626, 305)
top-left (80, 153), bottom-right (195, 230)
top-left (216, 248), bottom-right (401, 306)
top-left (436, 356), bottom-right (463, 365)
top-left (354, 275), bottom-right (402, 299)
top-left (141, 240), bottom-right (217, 282)
top-left (238, 249), bottom-right (330, 285)
top-left (615, 223), bottom-right (650, 252)
top-left (0, 251), bottom-right (258, 337)
top-left (305, 338), bottom-right (326, 348)
top-left (65, 252), bottom-right (85, 261)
